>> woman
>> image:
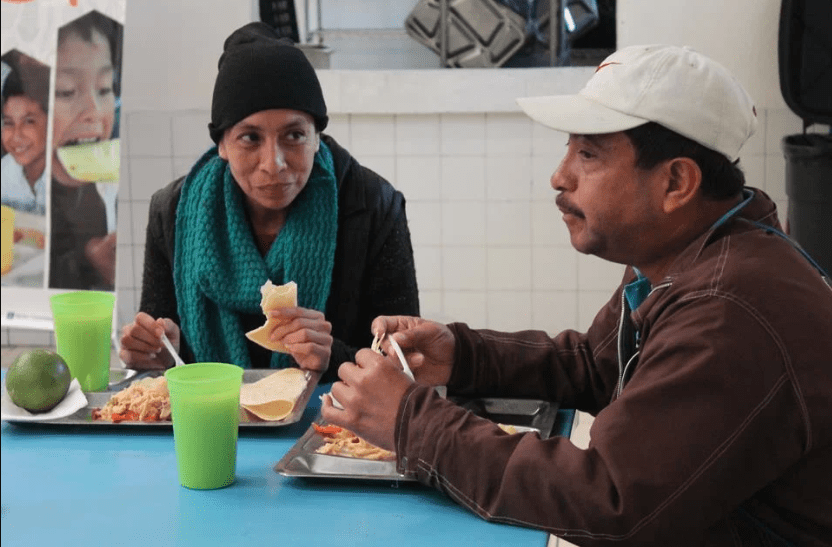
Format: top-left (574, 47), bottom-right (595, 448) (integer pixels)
top-left (120, 22), bottom-right (419, 381)
top-left (49, 11), bottom-right (121, 290)
top-left (1, 53), bottom-right (50, 216)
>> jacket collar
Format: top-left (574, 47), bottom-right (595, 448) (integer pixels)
top-left (662, 187), bottom-right (781, 285)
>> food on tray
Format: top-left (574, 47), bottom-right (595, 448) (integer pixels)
top-left (5, 349), bottom-right (71, 413)
top-left (239, 367), bottom-right (308, 421)
top-left (91, 367), bottom-right (310, 424)
top-left (245, 280), bottom-right (297, 353)
top-left (312, 423), bottom-right (395, 461)
top-left (91, 376), bottom-right (171, 423)
top-left (498, 423), bottom-right (518, 434)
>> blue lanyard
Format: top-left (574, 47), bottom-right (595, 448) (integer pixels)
top-left (709, 188), bottom-right (756, 231)
top-left (626, 188), bottom-right (830, 312)
top-left (725, 190), bottom-right (830, 281)
top-left (709, 188), bottom-right (829, 281)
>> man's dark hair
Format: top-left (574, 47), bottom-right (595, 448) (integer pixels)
top-left (623, 122), bottom-right (745, 200)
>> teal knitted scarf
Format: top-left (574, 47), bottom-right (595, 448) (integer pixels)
top-left (174, 142), bottom-right (338, 368)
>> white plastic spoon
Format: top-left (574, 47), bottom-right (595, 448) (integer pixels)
top-left (160, 333), bottom-right (186, 368)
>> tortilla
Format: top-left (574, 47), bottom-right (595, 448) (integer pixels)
top-left (239, 367), bottom-right (308, 421)
top-left (245, 280), bottom-right (297, 353)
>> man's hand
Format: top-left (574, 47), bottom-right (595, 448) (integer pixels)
top-left (320, 348), bottom-right (413, 452)
top-left (372, 316), bottom-right (456, 386)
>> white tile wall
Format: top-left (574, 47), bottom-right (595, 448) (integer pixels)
top-left (443, 246), bottom-right (487, 290)
top-left (2, 107), bottom-right (805, 345)
top-left (442, 201), bottom-right (487, 246)
top-left (350, 114), bottom-right (397, 157)
top-left (396, 157), bottom-right (441, 201)
top-left (441, 157), bottom-right (486, 201)
top-left (440, 114), bottom-right (486, 156)
top-left (395, 114), bottom-right (441, 156)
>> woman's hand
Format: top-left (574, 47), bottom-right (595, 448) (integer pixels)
top-left (120, 312), bottom-right (181, 370)
top-left (371, 316), bottom-right (456, 386)
top-left (268, 307), bottom-right (332, 375)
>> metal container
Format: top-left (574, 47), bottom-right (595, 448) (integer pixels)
top-left (405, 0), bottom-right (527, 67)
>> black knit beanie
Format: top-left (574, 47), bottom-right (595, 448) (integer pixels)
top-left (208, 22), bottom-right (328, 144)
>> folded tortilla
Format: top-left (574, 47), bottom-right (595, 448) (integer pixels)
top-left (239, 367), bottom-right (307, 421)
top-left (245, 280), bottom-right (297, 353)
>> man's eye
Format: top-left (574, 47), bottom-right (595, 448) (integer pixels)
top-left (240, 133), bottom-right (259, 144)
top-left (55, 89), bottom-right (75, 100)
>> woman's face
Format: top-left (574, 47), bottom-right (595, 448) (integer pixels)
top-left (51, 27), bottom-right (116, 187)
top-left (2, 95), bottom-right (48, 175)
top-left (218, 109), bottom-right (319, 218)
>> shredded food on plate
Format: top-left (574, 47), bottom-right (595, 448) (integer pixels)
top-left (312, 423), bottom-right (395, 461)
top-left (91, 377), bottom-right (171, 423)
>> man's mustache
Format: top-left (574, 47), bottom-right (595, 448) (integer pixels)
top-left (555, 194), bottom-right (584, 218)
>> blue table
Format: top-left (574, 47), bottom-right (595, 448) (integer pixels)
top-left (2, 378), bottom-right (573, 547)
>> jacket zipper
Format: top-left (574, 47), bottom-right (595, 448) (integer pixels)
top-left (615, 290), bottom-right (628, 400)
top-left (614, 281), bottom-right (672, 399)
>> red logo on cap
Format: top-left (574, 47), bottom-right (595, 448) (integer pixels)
top-left (595, 61), bottom-right (621, 73)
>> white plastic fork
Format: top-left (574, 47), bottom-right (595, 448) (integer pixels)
top-left (387, 336), bottom-right (415, 381)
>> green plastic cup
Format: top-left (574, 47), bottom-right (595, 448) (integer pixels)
top-left (165, 363), bottom-right (244, 490)
top-left (49, 290), bottom-right (115, 392)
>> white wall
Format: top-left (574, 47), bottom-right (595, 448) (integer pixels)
top-left (116, 0), bottom-right (791, 112)
top-left (618, 0), bottom-right (787, 109)
top-left (3, 0), bottom-right (812, 348)
top-left (118, 0), bottom-right (255, 112)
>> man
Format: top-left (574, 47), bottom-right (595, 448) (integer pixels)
top-left (321, 45), bottom-right (832, 546)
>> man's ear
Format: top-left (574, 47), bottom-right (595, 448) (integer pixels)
top-left (661, 157), bottom-right (701, 214)
top-left (218, 140), bottom-right (228, 160)
top-left (315, 133), bottom-right (321, 153)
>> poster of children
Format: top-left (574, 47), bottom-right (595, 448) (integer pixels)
top-left (1, 0), bottom-right (124, 293)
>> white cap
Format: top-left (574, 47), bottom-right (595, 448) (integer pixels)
top-left (517, 45), bottom-right (758, 161)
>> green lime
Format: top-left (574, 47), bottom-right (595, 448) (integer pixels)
top-left (6, 349), bottom-right (72, 413)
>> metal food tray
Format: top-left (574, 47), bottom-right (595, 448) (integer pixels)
top-left (275, 397), bottom-right (559, 481)
top-left (3, 368), bottom-right (320, 428)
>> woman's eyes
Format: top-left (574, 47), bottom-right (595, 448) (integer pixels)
top-left (284, 130), bottom-right (309, 144)
top-left (238, 131), bottom-right (309, 146)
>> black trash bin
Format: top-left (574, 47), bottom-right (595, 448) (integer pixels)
top-left (782, 134), bottom-right (832, 275)
top-left (778, 0), bottom-right (832, 275)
